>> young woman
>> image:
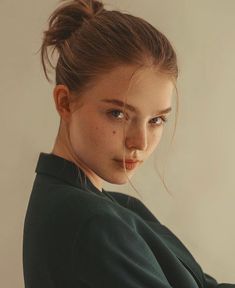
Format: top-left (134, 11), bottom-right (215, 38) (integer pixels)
top-left (23, 0), bottom-right (235, 287)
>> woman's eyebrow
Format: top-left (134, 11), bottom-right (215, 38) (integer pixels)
top-left (100, 98), bottom-right (172, 114)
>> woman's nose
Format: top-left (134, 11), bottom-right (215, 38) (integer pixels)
top-left (125, 126), bottom-right (148, 151)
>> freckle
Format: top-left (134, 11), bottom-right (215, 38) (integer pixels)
top-left (112, 130), bottom-right (116, 135)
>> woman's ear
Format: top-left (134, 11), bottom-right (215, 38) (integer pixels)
top-left (53, 84), bottom-right (72, 122)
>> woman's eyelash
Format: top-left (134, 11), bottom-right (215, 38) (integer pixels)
top-left (150, 115), bottom-right (168, 126)
top-left (107, 109), bottom-right (168, 126)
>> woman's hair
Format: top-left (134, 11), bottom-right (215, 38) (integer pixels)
top-left (39, 0), bottom-right (179, 199)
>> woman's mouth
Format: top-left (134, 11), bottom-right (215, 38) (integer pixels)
top-left (114, 160), bottom-right (140, 170)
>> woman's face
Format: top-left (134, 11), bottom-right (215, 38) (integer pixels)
top-left (56, 65), bottom-right (174, 190)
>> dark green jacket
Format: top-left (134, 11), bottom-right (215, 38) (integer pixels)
top-left (23, 153), bottom-right (234, 287)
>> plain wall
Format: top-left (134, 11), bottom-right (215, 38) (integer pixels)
top-left (0, 0), bottom-right (234, 286)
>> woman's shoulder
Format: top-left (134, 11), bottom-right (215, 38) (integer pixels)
top-left (26, 173), bottom-right (161, 241)
top-left (28, 174), bottom-right (141, 229)
top-left (105, 190), bottom-right (161, 224)
top-left (31, 176), bottom-right (117, 220)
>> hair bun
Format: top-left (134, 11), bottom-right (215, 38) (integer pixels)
top-left (71, 0), bottom-right (104, 16)
top-left (45, 0), bottom-right (104, 45)
top-left (82, 0), bottom-right (104, 15)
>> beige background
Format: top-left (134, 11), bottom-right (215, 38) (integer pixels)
top-left (0, 0), bottom-right (234, 286)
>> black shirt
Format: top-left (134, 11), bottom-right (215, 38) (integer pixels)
top-left (23, 152), bottom-right (234, 287)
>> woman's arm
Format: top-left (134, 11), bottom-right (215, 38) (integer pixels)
top-left (204, 273), bottom-right (235, 288)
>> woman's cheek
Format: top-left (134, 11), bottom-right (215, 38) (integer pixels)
top-left (148, 130), bottom-right (162, 148)
top-left (89, 124), bottom-right (113, 146)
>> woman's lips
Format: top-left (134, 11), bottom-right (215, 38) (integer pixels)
top-left (115, 160), bottom-right (140, 170)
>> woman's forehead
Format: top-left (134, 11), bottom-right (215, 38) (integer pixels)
top-left (83, 64), bottom-right (173, 102)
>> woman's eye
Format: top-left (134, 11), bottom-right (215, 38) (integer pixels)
top-left (108, 109), bottom-right (126, 120)
top-left (150, 116), bottom-right (168, 126)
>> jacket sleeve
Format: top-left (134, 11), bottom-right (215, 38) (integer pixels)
top-left (204, 273), bottom-right (235, 288)
top-left (124, 195), bottom-right (235, 288)
top-left (71, 212), bottom-right (172, 288)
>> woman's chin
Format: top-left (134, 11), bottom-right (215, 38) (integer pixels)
top-left (104, 172), bottom-right (135, 185)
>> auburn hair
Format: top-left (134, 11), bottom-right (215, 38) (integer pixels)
top-left (39, 0), bottom-right (179, 198)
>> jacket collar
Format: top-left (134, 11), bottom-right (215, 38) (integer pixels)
top-left (35, 152), bottom-right (105, 197)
